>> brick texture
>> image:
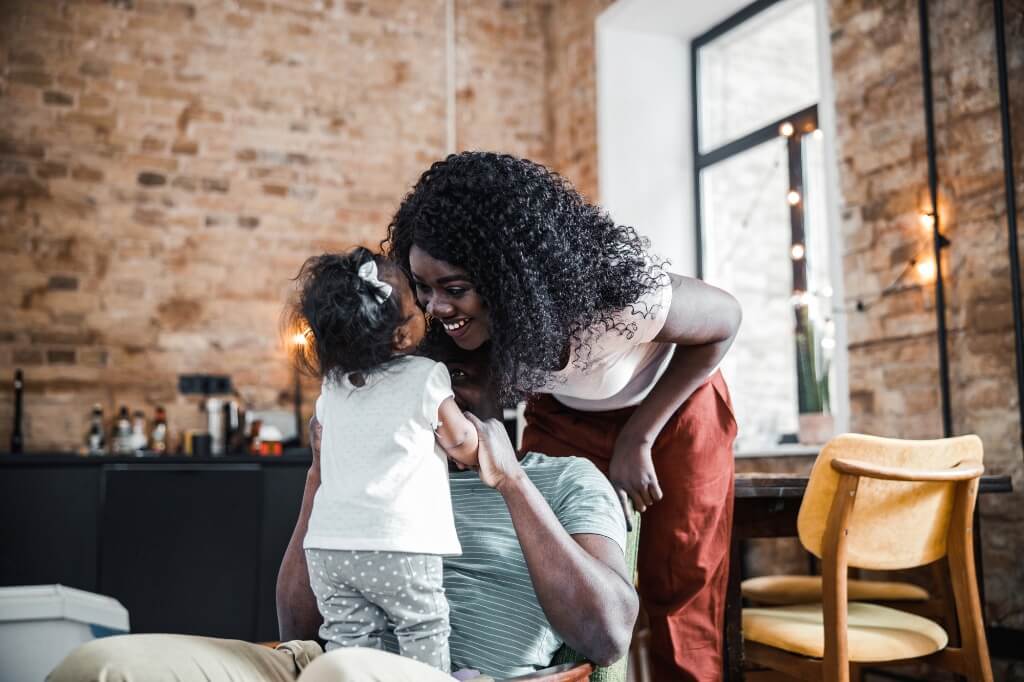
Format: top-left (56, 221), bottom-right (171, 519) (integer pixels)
top-left (828, 0), bottom-right (1024, 658)
top-left (0, 0), bottom-right (576, 451)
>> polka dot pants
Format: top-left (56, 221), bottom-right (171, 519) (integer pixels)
top-left (305, 548), bottom-right (450, 673)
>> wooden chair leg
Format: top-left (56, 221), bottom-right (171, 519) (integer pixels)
top-left (947, 481), bottom-right (993, 682)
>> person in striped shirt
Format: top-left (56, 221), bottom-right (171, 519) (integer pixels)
top-left (280, 345), bottom-right (639, 680)
top-left (49, 351), bottom-right (637, 682)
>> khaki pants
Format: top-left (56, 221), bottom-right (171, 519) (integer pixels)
top-left (48, 634), bottom-right (486, 682)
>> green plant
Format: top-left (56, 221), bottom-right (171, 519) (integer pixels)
top-left (795, 304), bottom-right (830, 414)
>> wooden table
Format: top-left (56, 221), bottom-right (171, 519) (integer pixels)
top-left (723, 472), bottom-right (1014, 681)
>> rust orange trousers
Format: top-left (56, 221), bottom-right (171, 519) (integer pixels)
top-left (521, 371), bottom-right (737, 681)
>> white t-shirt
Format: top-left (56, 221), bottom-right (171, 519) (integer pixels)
top-left (546, 279), bottom-right (674, 412)
top-left (303, 355), bottom-right (462, 556)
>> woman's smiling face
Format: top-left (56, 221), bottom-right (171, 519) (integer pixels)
top-left (409, 245), bottom-right (491, 351)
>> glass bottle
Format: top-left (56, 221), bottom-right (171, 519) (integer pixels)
top-left (130, 410), bottom-right (148, 454)
top-left (86, 404), bottom-right (106, 455)
top-left (112, 406), bottom-right (131, 455)
top-left (150, 406), bottom-right (168, 454)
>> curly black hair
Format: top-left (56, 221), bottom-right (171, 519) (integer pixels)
top-left (383, 151), bottom-right (667, 403)
top-left (287, 247), bottom-right (404, 382)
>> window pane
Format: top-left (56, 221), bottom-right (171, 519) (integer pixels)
top-left (701, 138), bottom-right (798, 451)
top-left (798, 130), bottom-right (837, 421)
top-left (697, 0), bottom-right (820, 153)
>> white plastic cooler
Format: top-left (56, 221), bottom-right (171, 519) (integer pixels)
top-left (0, 585), bottom-right (129, 682)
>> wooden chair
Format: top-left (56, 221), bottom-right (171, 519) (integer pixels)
top-left (741, 433), bottom-right (992, 682)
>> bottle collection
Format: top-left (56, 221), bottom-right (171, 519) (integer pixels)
top-left (7, 369), bottom-right (291, 457)
top-left (84, 403), bottom-right (169, 456)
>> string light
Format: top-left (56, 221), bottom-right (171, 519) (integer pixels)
top-left (790, 243), bottom-right (806, 260)
top-left (779, 122), bottom-right (795, 137)
top-left (790, 290), bottom-right (813, 307)
top-left (292, 330), bottom-right (309, 346)
top-left (919, 212), bottom-right (935, 229)
top-left (787, 190), bottom-right (801, 205)
top-left (811, 129), bottom-right (823, 140)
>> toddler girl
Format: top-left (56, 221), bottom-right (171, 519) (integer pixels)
top-left (290, 247), bottom-right (479, 673)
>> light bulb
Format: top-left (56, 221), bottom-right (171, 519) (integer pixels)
top-left (790, 243), bottom-right (806, 260)
top-left (787, 190), bottom-right (801, 206)
top-left (919, 212), bottom-right (935, 229)
top-left (779, 122), bottom-right (794, 137)
top-left (292, 331), bottom-right (308, 346)
top-left (811, 129), bottom-right (823, 140)
top-left (915, 259), bottom-right (937, 282)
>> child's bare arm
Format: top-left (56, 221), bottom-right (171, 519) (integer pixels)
top-left (435, 397), bottom-right (480, 467)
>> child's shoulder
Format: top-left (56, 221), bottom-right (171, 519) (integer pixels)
top-left (398, 354), bottom-right (444, 372)
top-left (388, 354), bottom-right (444, 380)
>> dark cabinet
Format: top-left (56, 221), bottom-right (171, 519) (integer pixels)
top-left (0, 457), bottom-right (309, 642)
top-left (0, 467), bottom-right (100, 591)
top-left (99, 465), bottom-right (263, 639)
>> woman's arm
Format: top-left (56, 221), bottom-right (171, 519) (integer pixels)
top-left (610, 274), bottom-right (741, 513)
top-left (275, 417), bottom-right (323, 642)
top-left (466, 414), bottom-right (639, 665)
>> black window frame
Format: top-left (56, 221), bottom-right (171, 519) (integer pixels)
top-left (691, 0), bottom-right (829, 417)
top-left (691, 0), bottom-right (819, 286)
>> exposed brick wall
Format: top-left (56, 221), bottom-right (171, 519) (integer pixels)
top-left (0, 0), bottom-right (566, 451)
top-left (545, 0), bottom-right (613, 201)
top-left (455, 0), bottom-right (550, 163)
top-left (828, 0), bottom-right (1024, 654)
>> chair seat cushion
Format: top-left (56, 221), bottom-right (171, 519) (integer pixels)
top-left (742, 602), bottom-right (948, 662)
top-left (742, 575), bottom-right (929, 605)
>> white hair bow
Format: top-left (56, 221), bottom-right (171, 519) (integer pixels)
top-left (357, 260), bottom-right (393, 304)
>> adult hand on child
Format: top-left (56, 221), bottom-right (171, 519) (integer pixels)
top-left (464, 413), bottom-right (523, 492)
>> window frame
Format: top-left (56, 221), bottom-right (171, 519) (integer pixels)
top-left (690, 0), bottom-right (842, 451)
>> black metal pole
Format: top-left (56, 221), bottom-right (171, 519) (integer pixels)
top-left (994, 0), bottom-right (1024, 457)
top-left (918, 0), bottom-right (954, 438)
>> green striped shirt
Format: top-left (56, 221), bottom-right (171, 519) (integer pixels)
top-left (444, 452), bottom-right (627, 678)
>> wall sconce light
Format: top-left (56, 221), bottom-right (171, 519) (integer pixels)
top-left (290, 326), bottom-right (310, 448)
top-left (914, 258), bottom-right (937, 283)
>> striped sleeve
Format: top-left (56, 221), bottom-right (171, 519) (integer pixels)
top-left (551, 457), bottom-right (628, 554)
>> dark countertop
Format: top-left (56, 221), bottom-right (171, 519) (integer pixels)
top-left (0, 451), bottom-right (313, 466)
top-left (735, 471), bottom-right (1013, 498)
top-left (1, 455), bottom-right (1014, 498)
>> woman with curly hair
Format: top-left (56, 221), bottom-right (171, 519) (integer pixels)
top-left (385, 151), bottom-right (741, 681)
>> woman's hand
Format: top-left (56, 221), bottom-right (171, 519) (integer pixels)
top-left (464, 413), bottom-right (524, 491)
top-left (609, 435), bottom-right (663, 519)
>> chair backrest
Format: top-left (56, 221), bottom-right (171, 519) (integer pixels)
top-left (797, 433), bottom-right (983, 571)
